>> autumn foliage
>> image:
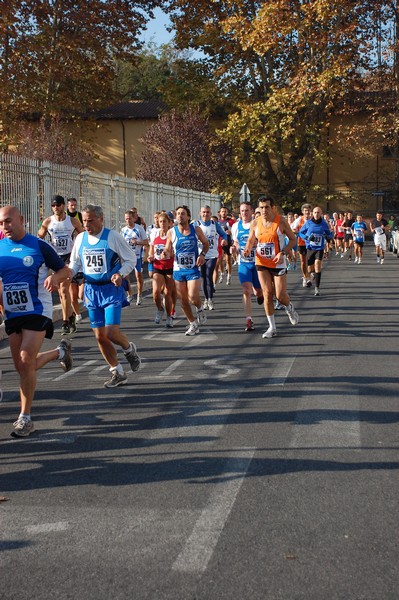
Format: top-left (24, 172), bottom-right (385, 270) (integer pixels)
top-left (138, 108), bottom-right (235, 192)
top-left (0, 0), bottom-right (157, 147)
top-left (164, 0), bottom-right (397, 204)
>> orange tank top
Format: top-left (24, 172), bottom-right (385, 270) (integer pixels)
top-left (255, 215), bottom-right (283, 268)
top-left (297, 216), bottom-right (306, 246)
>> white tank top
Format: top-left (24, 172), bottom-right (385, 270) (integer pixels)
top-left (47, 214), bottom-right (76, 256)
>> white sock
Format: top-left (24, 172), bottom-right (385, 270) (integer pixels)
top-left (19, 413), bottom-right (31, 421)
top-left (267, 315), bottom-right (276, 329)
top-left (110, 363), bottom-right (124, 375)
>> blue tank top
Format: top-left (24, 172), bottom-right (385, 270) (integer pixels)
top-left (78, 228), bottom-right (121, 284)
top-left (236, 220), bottom-right (255, 263)
top-left (0, 234), bottom-right (65, 320)
top-left (171, 223), bottom-right (199, 272)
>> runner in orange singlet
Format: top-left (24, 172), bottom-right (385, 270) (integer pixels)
top-left (244, 196), bottom-right (299, 339)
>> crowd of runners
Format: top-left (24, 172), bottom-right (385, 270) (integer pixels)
top-left (0, 195), bottom-right (393, 437)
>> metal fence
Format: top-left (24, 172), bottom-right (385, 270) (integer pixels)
top-left (0, 154), bottom-right (222, 234)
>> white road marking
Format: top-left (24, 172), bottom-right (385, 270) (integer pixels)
top-left (291, 392), bottom-right (361, 449)
top-left (195, 359), bottom-right (240, 379)
top-left (266, 355), bottom-right (297, 385)
top-left (156, 359), bottom-right (186, 378)
top-left (147, 386), bottom-right (245, 441)
top-left (143, 331), bottom-right (218, 346)
top-left (173, 448), bottom-right (255, 573)
top-left (26, 521), bottom-right (69, 534)
top-left (53, 360), bottom-right (98, 381)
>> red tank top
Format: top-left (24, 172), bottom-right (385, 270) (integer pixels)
top-left (153, 233), bottom-right (174, 270)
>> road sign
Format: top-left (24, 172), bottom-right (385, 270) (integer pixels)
top-left (240, 183), bottom-right (250, 202)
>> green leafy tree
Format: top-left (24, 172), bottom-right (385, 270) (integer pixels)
top-left (115, 42), bottom-right (230, 118)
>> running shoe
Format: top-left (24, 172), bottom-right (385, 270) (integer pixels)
top-left (75, 314), bottom-right (83, 324)
top-left (302, 278), bottom-right (307, 287)
top-left (262, 327), bottom-right (277, 339)
top-left (245, 318), bottom-right (255, 332)
top-left (170, 310), bottom-right (176, 319)
top-left (310, 272), bottom-right (315, 281)
top-left (11, 416), bottom-right (34, 438)
top-left (314, 287), bottom-right (320, 296)
top-left (218, 273), bottom-right (223, 284)
top-left (358, 258), bottom-right (362, 264)
top-left (196, 308), bottom-right (207, 325)
top-left (354, 257), bottom-right (358, 263)
top-left (165, 316), bottom-right (174, 328)
top-left (207, 299), bottom-right (214, 310)
top-left (377, 256), bottom-right (380, 263)
top-left (306, 279), bottom-right (312, 288)
top-left (127, 295), bottom-right (134, 304)
top-left (274, 300), bottom-right (284, 310)
top-left (59, 339), bottom-right (73, 372)
top-left (154, 309), bottom-right (164, 324)
top-left (287, 263), bottom-right (291, 271)
top-left (136, 295), bottom-right (142, 306)
top-left (256, 296), bottom-right (264, 305)
top-left (103, 371), bottom-right (128, 388)
top-left (203, 299), bottom-right (209, 310)
top-left (285, 302), bottom-right (299, 325)
top-left (185, 321), bottom-right (199, 336)
top-left (69, 314), bottom-right (77, 334)
top-left (226, 275), bottom-right (231, 285)
top-left (61, 322), bottom-right (70, 336)
top-left (293, 263), bottom-right (297, 271)
top-left (124, 342), bottom-right (141, 372)
top-left (381, 258), bottom-right (384, 264)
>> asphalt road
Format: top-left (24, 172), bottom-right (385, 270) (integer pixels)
top-left (1, 245), bottom-right (398, 600)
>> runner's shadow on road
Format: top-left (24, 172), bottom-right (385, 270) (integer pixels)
top-left (1, 451), bottom-right (399, 493)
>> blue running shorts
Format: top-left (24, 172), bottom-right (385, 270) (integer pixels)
top-left (84, 283), bottom-right (124, 328)
top-left (238, 262), bottom-right (261, 288)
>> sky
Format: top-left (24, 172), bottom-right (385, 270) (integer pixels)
top-left (140, 8), bottom-right (174, 46)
